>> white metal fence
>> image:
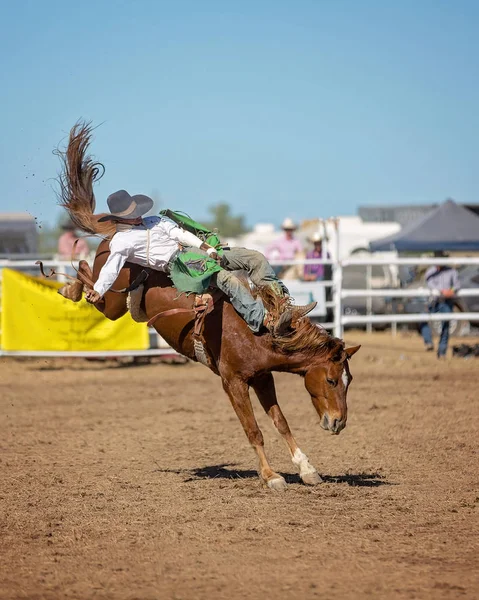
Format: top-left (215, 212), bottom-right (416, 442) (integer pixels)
top-left (335, 257), bottom-right (479, 337)
top-left (1, 256), bottom-right (479, 356)
top-left (269, 256), bottom-right (479, 338)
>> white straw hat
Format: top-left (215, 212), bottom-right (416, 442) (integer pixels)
top-left (281, 218), bottom-right (297, 230)
top-left (309, 232), bottom-right (323, 243)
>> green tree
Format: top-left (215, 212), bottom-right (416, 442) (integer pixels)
top-left (204, 203), bottom-right (248, 238)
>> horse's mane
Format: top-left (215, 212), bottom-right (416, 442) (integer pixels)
top-left (55, 120), bottom-right (116, 237)
top-left (256, 286), bottom-right (345, 360)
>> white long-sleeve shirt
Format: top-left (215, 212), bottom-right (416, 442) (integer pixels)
top-left (93, 216), bottom-right (203, 297)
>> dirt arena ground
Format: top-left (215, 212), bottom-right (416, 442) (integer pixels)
top-left (1, 331), bottom-right (478, 600)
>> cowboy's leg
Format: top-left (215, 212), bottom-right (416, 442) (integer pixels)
top-left (251, 373), bottom-right (322, 485)
top-left (420, 301), bottom-right (435, 348)
top-left (419, 321), bottom-right (433, 347)
top-left (438, 301), bottom-right (453, 357)
top-left (222, 248), bottom-right (289, 295)
top-left (210, 270), bottom-right (265, 332)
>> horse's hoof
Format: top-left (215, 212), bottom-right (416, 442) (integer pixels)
top-left (301, 471), bottom-right (323, 486)
top-left (266, 476), bottom-right (288, 491)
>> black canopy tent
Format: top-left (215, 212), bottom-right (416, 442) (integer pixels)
top-left (369, 200), bottom-right (479, 252)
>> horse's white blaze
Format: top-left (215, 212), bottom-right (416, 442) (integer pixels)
top-left (292, 448), bottom-right (317, 476)
top-left (342, 368), bottom-right (350, 389)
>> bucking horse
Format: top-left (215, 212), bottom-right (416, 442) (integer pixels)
top-left (51, 122), bottom-right (360, 491)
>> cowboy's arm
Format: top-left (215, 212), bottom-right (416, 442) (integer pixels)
top-left (87, 242), bottom-right (130, 302)
top-left (442, 269), bottom-right (461, 297)
top-left (451, 269), bottom-right (461, 292)
top-left (162, 220), bottom-right (219, 258)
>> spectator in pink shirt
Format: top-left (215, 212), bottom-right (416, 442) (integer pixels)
top-left (266, 218), bottom-right (303, 260)
top-left (265, 218), bottom-right (303, 277)
top-left (57, 220), bottom-right (89, 259)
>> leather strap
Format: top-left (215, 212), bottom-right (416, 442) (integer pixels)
top-left (147, 307), bottom-right (194, 327)
top-left (36, 261), bottom-right (148, 295)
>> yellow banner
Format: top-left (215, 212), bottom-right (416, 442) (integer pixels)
top-left (1, 269), bottom-right (149, 351)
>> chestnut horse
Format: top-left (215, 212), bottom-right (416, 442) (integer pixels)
top-left (57, 122), bottom-right (360, 491)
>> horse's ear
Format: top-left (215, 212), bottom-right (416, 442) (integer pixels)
top-left (345, 345), bottom-right (361, 359)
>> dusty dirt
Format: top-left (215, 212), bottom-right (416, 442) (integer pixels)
top-left (1, 331), bottom-right (478, 600)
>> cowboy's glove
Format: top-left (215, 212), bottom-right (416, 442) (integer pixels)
top-left (206, 247), bottom-right (219, 261)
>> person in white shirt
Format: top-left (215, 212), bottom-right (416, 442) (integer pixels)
top-left (85, 190), bottom-right (315, 335)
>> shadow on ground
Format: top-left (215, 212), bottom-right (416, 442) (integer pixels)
top-left (156, 463), bottom-right (391, 487)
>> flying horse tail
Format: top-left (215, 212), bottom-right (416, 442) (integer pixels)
top-left (55, 120), bottom-right (116, 238)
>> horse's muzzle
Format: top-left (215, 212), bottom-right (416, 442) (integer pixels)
top-left (320, 414), bottom-right (346, 435)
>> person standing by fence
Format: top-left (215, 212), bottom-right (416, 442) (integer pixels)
top-left (419, 251), bottom-right (460, 359)
top-left (57, 220), bottom-right (90, 259)
top-left (265, 218), bottom-right (303, 277)
top-left (303, 232), bottom-right (330, 282)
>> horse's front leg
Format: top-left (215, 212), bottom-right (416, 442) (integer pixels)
top-left (222, 376), bottom-right (287, 491)
top-left (251, 373), bottom-right (322, 485)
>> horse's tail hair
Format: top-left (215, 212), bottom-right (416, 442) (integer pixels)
top-left (55, 120), bottom-right (116, 237)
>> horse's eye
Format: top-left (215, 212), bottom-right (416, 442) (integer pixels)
top-left (327, 378), bottom-right (337, 387)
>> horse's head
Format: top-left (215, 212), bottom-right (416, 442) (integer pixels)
top-left (304, 345), bottom-right (360, 435)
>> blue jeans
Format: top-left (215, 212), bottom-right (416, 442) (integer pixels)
top-left (420, 300), bottom-right (454, 356)
top-left (210, 247), bottom-right (289, 332)
top-left (221, 248), bottom-right (289, 295)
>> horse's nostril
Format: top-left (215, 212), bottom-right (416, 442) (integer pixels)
top-left (331, 418), bottom-right (339, 431)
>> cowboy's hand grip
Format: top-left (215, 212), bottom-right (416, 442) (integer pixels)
top-left (85, 290), bottom-right (102, 304)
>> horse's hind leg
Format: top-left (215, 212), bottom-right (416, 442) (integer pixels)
top-left (222, 376), bottom-right (287, 491)
top-left (251, 373), bottom-right (322, 485)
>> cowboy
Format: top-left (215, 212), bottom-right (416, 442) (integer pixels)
top-left (265, 218), bottom-right (303, 262)
top-left (419, 250), bottom-right (461, 358)
top-left (265, 218), bottom-right (303, 278)
top-left (85, 191), bottom-right (315, 335)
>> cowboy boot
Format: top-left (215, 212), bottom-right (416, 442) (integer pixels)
top-left (292, 301), bottom-right (317, 319)
top-left (266, 283), bottom-right (316, 319)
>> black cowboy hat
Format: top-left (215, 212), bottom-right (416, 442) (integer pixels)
top-left (98, 190), bottom-right (154, 222)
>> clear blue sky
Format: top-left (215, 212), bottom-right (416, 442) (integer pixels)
top-left (1, 0), bottom-right (478, 229)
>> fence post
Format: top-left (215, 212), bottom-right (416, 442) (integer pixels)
top-left (366, 264), bottom-right (372, 334)
top-left (332, 218), bottom-right (342, 338)
top-left (333, 261), bottom-right (343, 338)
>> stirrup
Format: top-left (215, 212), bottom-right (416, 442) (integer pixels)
top-left (292, 301), bottom-right (317, 319)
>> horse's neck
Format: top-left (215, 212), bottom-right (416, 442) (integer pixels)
top-left (269, 349), bottom-right (312, 374)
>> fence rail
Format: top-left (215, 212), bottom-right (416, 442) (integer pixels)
top-left (333, 256), bottom-right (479, 336)
top-left (341, 288), bottom-right (479, 298)
top-left (1, 255), bottom-right (479, 355)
